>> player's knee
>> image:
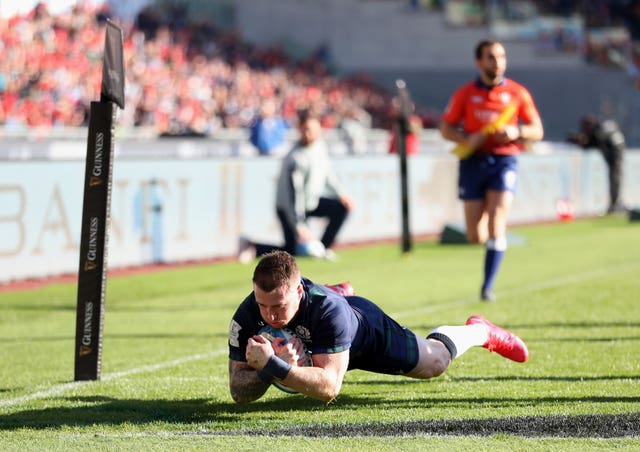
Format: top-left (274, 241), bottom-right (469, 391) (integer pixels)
top-left (412, 356), bottom-right (449, 379)
top-left (429, 353), bottom-right (450, 377)
top-left (466, 233), bottom-right (482, 244)
top-left (465, 225), bottom-right (487, 244)
top-left (466, 229), bottom-right (486, 244)
top-left (411, 341), bottom-right (451, 379)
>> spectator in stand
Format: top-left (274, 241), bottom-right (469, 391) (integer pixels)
top-left (7, 1), bottom-right (640, 138)
top-left (249, 98), bottom-right (289, 156)
top-left (0, 3), bottom-right (398, 136)
top-left (338, 102), bottom-right (371, 155)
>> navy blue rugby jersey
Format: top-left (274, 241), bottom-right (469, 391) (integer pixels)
top-left (228, 278), bottom-right (358, 361)
top-left (228, 277), bottom-right (416, 374)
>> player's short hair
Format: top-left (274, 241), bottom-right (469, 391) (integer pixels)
top-left (475, 39), bottom-right (502, 60)
top-left (253, 251), bottom-right (300, 292)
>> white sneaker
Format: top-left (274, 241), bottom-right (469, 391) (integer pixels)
top-left (296, 240), bottom-right (326, 258)
top-left (237, 237), bottom-right (256, 264)
top-left (323, 249), bottom-right (338, 262)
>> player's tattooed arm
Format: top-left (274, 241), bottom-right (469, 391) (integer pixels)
top-left (229, 360), bottom-right (270, 403)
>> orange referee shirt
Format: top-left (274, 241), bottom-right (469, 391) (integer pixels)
top-left (442, 78), bottom-right (540, 156)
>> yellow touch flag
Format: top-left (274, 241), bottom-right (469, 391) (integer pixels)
top-left (450, 102), bottom-right (518, 159)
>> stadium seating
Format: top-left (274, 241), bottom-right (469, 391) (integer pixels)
top-left (0, 2), bottom-right (412, 137)
top-left (2, 1), bottom-right (640, 145)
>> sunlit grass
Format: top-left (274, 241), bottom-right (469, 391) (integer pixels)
top-left (1, 216), bottom-right (639, 449)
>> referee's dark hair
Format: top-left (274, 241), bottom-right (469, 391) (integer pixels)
top-left (475, 39), bottom-right (501, 60)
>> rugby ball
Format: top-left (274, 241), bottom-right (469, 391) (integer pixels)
top-left (258, 325), bottom-right (312, 394)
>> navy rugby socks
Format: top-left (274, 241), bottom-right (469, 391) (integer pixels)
top-left (482, 237), bottom-right (507, 293)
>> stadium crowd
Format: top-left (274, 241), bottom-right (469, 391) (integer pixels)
top-left (0, 2), bottom-right (439, 138)
top-left (3, 1), bottom-right (640, 139)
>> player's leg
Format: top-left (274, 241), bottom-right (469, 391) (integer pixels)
top-left (480, 155), bottom-right (517, 301)
top-left (324, 282), bottom-right (355, 296)
top-left (459, 156), bottom-right (489, 244)
top-left (486, 189), bottom-right (513, 238)
top-left (405, 336), bottom-right (451, 379)
top-left (276, 209), bottom-right (298, 255)
top-left (410, 321), bottom-right (495, 378)
top-left (237, 238), bottom-right (283, 263)
top-left (606, 148), bottom-right (623, 213)
top-left (408, 316), bottom-right (529, 378)
top-left (307, 197), bottom-right (348, 251)
top-left (479, 189), bottom-right (513, 301)
top-left (238, 211), bottom-right (291, 262)
top-left (409, 328), bottom-right (493, 379)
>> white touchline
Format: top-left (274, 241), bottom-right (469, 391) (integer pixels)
top-left (101, 351), bottom-right (225, 381)
top-left (0, 350), bottom-right (227, 409)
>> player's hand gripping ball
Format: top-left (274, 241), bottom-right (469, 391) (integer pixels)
top-left (258, 325), bottom-right (312, 394)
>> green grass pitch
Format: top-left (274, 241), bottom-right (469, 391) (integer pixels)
top-left (1, 216), bottom-right (639, 450)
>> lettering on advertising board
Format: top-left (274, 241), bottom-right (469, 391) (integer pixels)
top-left (90, 132), bottom-right (103, 186)
top-left (79, 300), bottom-right (94, 356)
top-left (84, 216), bottom-right (99, 271)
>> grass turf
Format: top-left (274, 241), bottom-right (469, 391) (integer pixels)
top-left (1, 215), bottom-right (639, 450)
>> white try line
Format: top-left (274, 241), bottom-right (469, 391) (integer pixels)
top-left (0, 350), bottom-right (226, 410)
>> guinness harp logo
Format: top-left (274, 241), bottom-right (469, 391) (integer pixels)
top-left (84, 261), bottom-right (97, 271)
top-left (90, 176), bottom-right (102, 186)
top-left (79, 345), bottom-right (93, 356)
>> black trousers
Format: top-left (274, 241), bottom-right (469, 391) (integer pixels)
top-left (254, 197), bottom-right (349, 257)
top-left (600, 146), bottom-right (623, 212)
top-left (281, 197), bottom-right (349, 255)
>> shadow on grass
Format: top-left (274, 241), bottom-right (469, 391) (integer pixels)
top-left (1, 394), bottom-right (639, 437)
top-left (2, 393), bottom-right (640, 435)
top-left (346, 374), bottom-right (640, 384)
top-left (0, 395), bottom-right (327, 430)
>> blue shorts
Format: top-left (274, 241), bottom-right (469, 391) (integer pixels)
top-left (346, 296), bottom-right (419, 375)
top-left (458, 154), bottom-right (518, 200)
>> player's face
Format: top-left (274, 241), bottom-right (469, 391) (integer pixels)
top-left (476, 43), bottom-right (506, 84)
top-left (254, 281), bottom-right (303, 329)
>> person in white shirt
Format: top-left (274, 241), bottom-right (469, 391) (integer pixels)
top-left (239, 109), bottom-right (354, 262)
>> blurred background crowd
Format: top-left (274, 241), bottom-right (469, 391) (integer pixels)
top-left (0, 1), bottom-right (427, 138)
top-left (2, 0), bottom-right (640, 142)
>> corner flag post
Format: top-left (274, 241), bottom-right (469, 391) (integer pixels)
top-left (74, 20), bottom-right (125, 381)
top-left (395, 79), bottom-right (412, 254)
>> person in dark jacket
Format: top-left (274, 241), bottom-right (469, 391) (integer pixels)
top-left (568, 115), bottom-right (626, 214)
